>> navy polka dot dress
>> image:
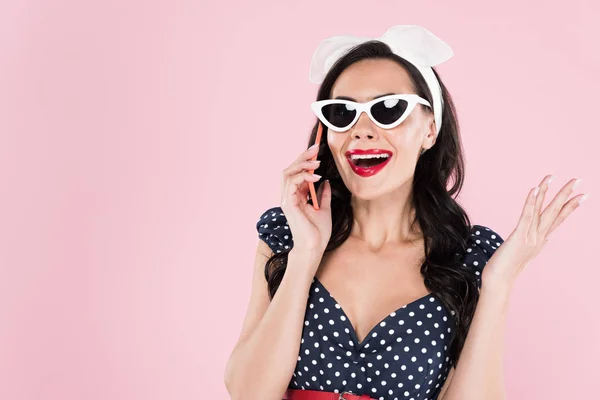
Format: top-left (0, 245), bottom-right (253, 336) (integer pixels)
top-left (257, 206), bottom-right (504, 400)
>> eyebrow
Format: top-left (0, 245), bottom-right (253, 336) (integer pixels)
top-left (333, 92), bottom-right (396, 101)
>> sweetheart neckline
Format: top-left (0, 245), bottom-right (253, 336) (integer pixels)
top-left (312, 276), bottom-right (436, 348)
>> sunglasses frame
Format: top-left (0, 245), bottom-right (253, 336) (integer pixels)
top-left (310, 94), bottom-right (432, 133)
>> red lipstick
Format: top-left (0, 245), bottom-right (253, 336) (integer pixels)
top-left (345, 149), bottom-right (392, 177)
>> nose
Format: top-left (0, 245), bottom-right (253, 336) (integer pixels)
top-left (351, 110), bottom-right (378, 140)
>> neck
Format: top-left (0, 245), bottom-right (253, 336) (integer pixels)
top-left (349, 179), bottom-right (422, 251)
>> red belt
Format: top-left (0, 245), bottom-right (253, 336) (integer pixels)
top-left (283, 389), bottom-right (374, 400)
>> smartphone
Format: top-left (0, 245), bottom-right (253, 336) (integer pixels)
top-left (308, 121), bottom-right (323, 210)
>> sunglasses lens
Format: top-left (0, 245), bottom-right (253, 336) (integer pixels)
top-left (321, 103), bottom-right (356, 129)
top-left (371, 98), bottom-right (409, 126)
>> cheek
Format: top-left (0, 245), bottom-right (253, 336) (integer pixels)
top-left (385, 129), bottom-right (419, 154)
top-left (326, 133), bottom-right (347, 169)
top-left (327, 133), bottom-right (344, 156)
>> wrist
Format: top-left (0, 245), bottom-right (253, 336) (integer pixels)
top-left (481, 269), bottom-right (516, 296)
top-left (288, 248), bottom-right (323, 276)
top-left (289, 247), bottom-right (324, 264)
top-left (480, 280), bottom-right (513, 301)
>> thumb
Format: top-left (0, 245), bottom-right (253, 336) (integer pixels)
top-left (320, 180), bottom-right (332, 211)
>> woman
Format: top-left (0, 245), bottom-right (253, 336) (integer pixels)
top-left (224, 25), bottom-right (588, 400)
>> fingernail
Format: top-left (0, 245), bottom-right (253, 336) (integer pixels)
top-left (547, 175), bottom-right (554, 186)
top-left (579, 194), bottom-right (589, 205)
top-left (312, 173), bottom-right (322, 179)
top-left (534, 186), bottom-right (540, 196)
top-left (310, 159), bottom-right (321, 164)
top-left (573, 178), bottom-right (582, 189)
top-left (309, 143), bottom-right (319, 150)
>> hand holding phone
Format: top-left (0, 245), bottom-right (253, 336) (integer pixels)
top-left (279, 121), bottom-right (332, 255)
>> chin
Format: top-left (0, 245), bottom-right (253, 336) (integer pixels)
top-left (350, 190), bottom-right (387, 201)
top-left (342, 170), bottom-right (413, 201)
top-left (344, 179), bottom-right (393, 200)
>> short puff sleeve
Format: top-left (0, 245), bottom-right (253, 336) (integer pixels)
top-left (256, 206), bottom-right (294, 254)
top-left (462, 224), bottom-right (504, 290)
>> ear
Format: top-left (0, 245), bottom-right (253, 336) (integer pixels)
top-left (422, 116), bottom-right (437, 150)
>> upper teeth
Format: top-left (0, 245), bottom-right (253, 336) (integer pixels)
top-left (350, 154), bottom-right (390, 160)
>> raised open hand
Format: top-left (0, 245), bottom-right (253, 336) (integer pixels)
top-left (481, 175), bottom-right (589, 291)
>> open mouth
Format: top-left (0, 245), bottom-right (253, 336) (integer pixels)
top-left (349, 154), bottom-right (390, 167)
top-left (345, 149), bottom-right (393, 177)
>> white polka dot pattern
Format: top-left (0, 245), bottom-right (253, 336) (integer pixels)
top-left (256, 207), bottom-right (294, 253)
top-left (257, 206), bottom-right (504, 400)
top-left (462, 225), bottom-right (505, 290)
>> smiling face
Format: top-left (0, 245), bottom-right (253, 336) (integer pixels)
top-left (327, 58), bottom-right (437, 200)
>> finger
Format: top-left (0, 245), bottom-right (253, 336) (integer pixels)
top-left (285, 171), bottom-right (321, 202)
top-left (320, 180), bottom-right (332, 210)
top-left (545, 193), bottom-right (587, 237)
top-left (281, 158), bottom-right (321, 195)
top-left (284, 178), bottom-right (311, 208)
top-left (516, 186), bottom-right (538, 234)
top-left (300, 178), bottom-right (310, 202)
top-left (538, 178), bottom-right (581, 236)
top-left (296, 143), bottom-right (321, 164)
top-left (290, 171), bottom-right (321, 185)
top-left (297, 174), bottom-right (320, 206)
top-left (529, 175), bottom-right (553, 238)
top-left (283, 159), bottom-right (321, 177)
top-left (316, 179), bottom-right (324, 199)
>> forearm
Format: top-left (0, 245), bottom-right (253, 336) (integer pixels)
top-left (227, 251), bottom-right (320, 400)
top-left (442, 284), bottom-right (511, 400)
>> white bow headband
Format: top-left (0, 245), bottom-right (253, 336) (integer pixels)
top-left (309, 25), bottom-right (453, 136)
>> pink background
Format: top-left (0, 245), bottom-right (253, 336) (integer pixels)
top-left (1, 1), bottom-right (598, 399)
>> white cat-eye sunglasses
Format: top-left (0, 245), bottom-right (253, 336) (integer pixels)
top-left (311, 94), bottom-right (431, 133)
